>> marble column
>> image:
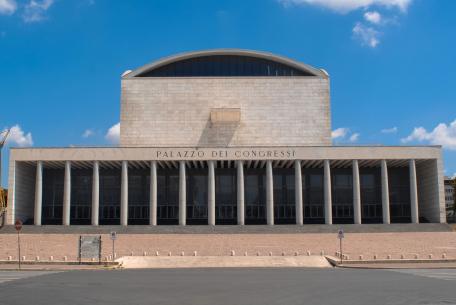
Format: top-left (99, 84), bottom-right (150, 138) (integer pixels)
top-left (295, 160), bottom-right (303, 225)
top-left (208, 160), bottom-right (215, 226)
top-left (121, 161), bottom-right (128, 226)
top-left (62, 161), bottom-right (71, 226)
top-left (409, 159), bottom-right (419, 224)
top-left (352, 160), bottom-right (362, 225)
top-left (324, 160), bottom-right (332, 225)
top-left (381, 160), bottom-right (390, 224)
top-left (179, 161), bottom-right (186, 226)
top-left (237, 160), bottom-right (245, 225)
top-left (91, 161), bottom-right (99, 226)
top-left (150, 161), bottom-right (157, 226)
top-left (266, 160), bottom-right (274, 225)
top-left (34, 161), bottom-right (43, 226)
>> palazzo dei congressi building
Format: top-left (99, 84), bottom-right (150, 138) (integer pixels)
top-left (6, 49), bottom-right (446, 227)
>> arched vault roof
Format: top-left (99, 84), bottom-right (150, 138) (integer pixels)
top-left (123, 49), bottom-right (328, 78)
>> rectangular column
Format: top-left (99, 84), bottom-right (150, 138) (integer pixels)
top-left (179, 161), bottom-right (186, 226)
top-left (295, 160), bottom-right (303, 225)
top-left (324, 160), bottom-right (332, 225)
top-left (266, 160), bottom-right (274, 225)
top-left (121, 161), bottom-right (128, 226)
top-left (237, 160), bottom-right (245, 225)
top-left (409, 159), bottom-right (419, 224)
top-left (34, 161), bottom-right (43, 226)
top-left (91, 161), bottom-right (99, 226)
top-left (352, 160), bottom-right (361, 224)
top-left (62, 161), bottom-right (71, 226)
top-left (150, 161), bottom-right (157, 226)
top-left (208, 160), bottom-right (215, 226)
top-left (381, 159), bottom-right (390, 224)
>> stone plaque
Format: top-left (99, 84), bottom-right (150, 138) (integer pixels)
top-left (79, 235), bottom-right (101, 260)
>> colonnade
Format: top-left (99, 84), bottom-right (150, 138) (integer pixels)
top-left (33, 159), bottom-right (420, 226)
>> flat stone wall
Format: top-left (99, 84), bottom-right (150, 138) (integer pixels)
top-left (1, 232), bottom-right (455, 261)
top-left (8, 161), bottom-right (35, 224)
top-left (417, 159), bottom-right (446, 223)
top-left (120, 77), bottom-right (331, 147)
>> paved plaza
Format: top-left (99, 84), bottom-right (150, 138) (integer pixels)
top-left (1, 268), bottom-right (456, 305)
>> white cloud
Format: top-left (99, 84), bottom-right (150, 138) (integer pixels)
top-left (401, 119), bottom-right (456, 150)
top-left (332, 127), bottom-right (360, 143)
top-left (278, 0), bottom-right (412, 13)
top-left (4, 125), bottom-right (33, 147)
top-left (331, 127), bottom-right (349, 139)
top-left (349, 133), bottom-right (360, 142)
top-left (364, 11), bottom-right (381, 24)
top-left (22, 0), bottom-right (54, 23)
top-left (82, 129), bottom-right (95, 138)
top-left (105, 122), bottom-right (120, 144)
top-left (0, 0), bottom-right (16, 15)
top-left (353, 22), bottom-right (380, 48)
top-left (381, 126), bottom-right (398, 134)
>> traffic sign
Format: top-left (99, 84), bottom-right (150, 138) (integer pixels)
top-left (110, 231), bottom-right (117, 241)
top-left (14, 219), bottom-right (22, 232)
top-left (337, 228), bottom-right (344, 239)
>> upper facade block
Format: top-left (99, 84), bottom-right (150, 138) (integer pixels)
top-left (120, 49), bottom-right (331, 147)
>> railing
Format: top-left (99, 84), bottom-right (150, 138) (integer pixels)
top-left (245, 204), bottom-right (265, 219)
top-left (274, 204), bottom-right (295, 219)
top-left (187, 205), bottom-right (208, 219)
top-left (101, 206), bottom-right (120, 220)
top-left (43, 205), bottom-right (63, 219)
top-left (128, 205), bottom-right (149, 220)
top-left (70, 205), bottom-right (91, 220)
top-left (216, 204), bottom-right (237, 220)
top-left (361, 203), bottom-right (382, 219)
top-left (158, 205), bottom-right (178, 220)
top-left (332, 204), bottom-right (353, 219)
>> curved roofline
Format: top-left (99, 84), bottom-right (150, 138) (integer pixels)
top-left (123, 49), bottom-right (328, 78)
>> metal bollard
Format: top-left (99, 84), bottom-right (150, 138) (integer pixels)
top-left (49, 256), bottom-right (54, 261)
top-left (231, 250), bottom-right (235, 256)
top-left (168, 252), bottom-right (172, 256)
top-left (320, 250), bottom-right (325, 256)
top-left (244, 252), bottom-right (248, 256)
top-left (269, 252), bottom-right (273, 256)
top-left (428, 254), bottom-right (433, 259)
top-left (143, 251), bottom-right (147, 256)
top-left (442, 253), bottom-right (447, 259)
top-left (193, 251), bottom-right (197, 257)
top-left (181, 251), bottom-right (185, 256)
top-left (306, 251), bottom-right (311, 256)
top-left (156, 251), bottom-right (159, 256)
top-left (359, 255), bottom-right (363, 260)
top-left (294, 251), bottom-right (298, 256)
top-left (387, 255), bottom-right (391, 260)
top-left (63, 256), bottom-right (67, 262)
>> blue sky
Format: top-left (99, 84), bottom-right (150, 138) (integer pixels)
top-left (0, 0), bottom-right (455, 187)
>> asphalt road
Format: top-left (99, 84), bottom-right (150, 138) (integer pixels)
top-left (1, 268), bottom-right (456, 305)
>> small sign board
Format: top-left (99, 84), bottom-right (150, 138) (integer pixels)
top-left (79, 235), bottom-right (102, 261)
top-left (14, 219), bottom-right (23, 232)
top-left (337, 228), bottom-right (344, 239)
top-left (110, 231), bottom-right (117, 241)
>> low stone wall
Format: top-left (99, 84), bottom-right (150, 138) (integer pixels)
top-left (1, 232), bottom-right (456, 262)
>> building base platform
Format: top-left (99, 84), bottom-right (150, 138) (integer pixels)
top-left (0, 223), bottom-right (451, 234)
